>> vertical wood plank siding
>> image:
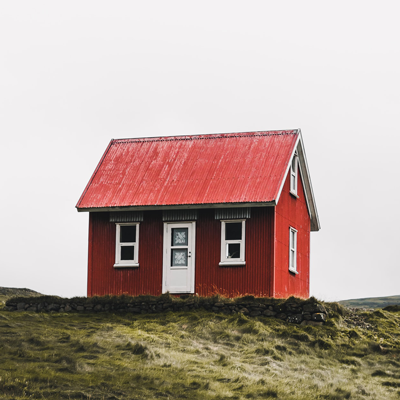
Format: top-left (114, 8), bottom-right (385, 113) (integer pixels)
top-left (274, 170), bottom-right (310, 298)
top-left (196, 208), bottom-right (274, 297)
top-left (88, 208), bottom-right (275, 297)
top-left (88, 211), bottom-right (164, 296)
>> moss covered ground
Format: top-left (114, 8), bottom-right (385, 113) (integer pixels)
top-left (0, 296), bottom-right (400, 399)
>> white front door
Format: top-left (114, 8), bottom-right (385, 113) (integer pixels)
top-left (162, 222), bottom-right (196, 294)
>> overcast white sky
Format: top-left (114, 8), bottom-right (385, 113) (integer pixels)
top-left (1, 1), bottom-right (399, 301)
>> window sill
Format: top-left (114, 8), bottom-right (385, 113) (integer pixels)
top-left (113, 263), bottom-right (139, 268)
top-left (289, 268), bottom-right (298, 275)
top-left (219, 261), bottom-right (246, 267)
top-left (290, 191), bottom-right (299, 199)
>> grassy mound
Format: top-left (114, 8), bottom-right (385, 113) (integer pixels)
top-left (0, 287), bottom-right (42, 309)
top-left (0, 298), bottom-right (400, 399)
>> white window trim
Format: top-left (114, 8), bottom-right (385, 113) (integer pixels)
top-left (289, 226), bottom-right (298, 274)
top-left (219, 219), bottom-right (246, 266)
top-left (114, 223), bottom-right (139, 268)
top-left (290, 153), bottom-right (298, 197)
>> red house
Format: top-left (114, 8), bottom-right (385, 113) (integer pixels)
top-left (76, 130), bottom-right (320, 298)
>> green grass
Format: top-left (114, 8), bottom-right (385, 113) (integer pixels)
top-left (0, 297), bottom-right (400, 399)
top-left (339, 295), bottom-right (400, 309)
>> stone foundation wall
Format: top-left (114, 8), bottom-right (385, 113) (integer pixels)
top-left (4, 295), bottom-right (328, 325)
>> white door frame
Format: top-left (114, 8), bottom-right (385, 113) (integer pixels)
top-left (162, 221), bottom-right (196, 294)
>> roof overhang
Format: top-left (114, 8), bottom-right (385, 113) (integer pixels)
top-left (77, 201), bottom-right (277, 213)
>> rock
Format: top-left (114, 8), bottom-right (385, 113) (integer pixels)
top-left (303, 303), bottom-right (326, 314)
top-left (239, 308), bottom-right (249, 314)
top-left (17, 303), bottom-right (25, 310)
top-left (250, 310), bottom-right (261, 317)
top-left (94, 305), bottom-right (103, 312)
top-left (262, 310), bottom-right (277, 317)
top-left (287, 314), bottom-right (303, 324)
top-left (48, 304), bottom-right (60, 312)
top-left (312, 313), bottom-right (326, 322)
top-left (76, 306), bottom-right (84, 311)
top-left (214, 302), bottom-right (225, 307)
top-left (276, 313), bottom-right (287, 320)
top-left (65, 305), bottom-right (72, 312)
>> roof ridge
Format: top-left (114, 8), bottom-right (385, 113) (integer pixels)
top-left (112, 130), bottom-right (299, 144)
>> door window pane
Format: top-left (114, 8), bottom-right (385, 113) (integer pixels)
top-left (171, 228), bottom-right (188, 246)
top-left (171, 249), bottom-right (188, 266)
top-left (227, 243), bottom-right (240, 259)
top-left (121, 246), bottom-right (134, 260)
top-left (120, 225), bottom-right (136, 243)
top-left (225, 222), bottom-right (242, 240)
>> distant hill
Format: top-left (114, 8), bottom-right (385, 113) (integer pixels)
top-left (339, 295), bottom-right (400, 309)
top-left (0, 287), bottom-right (42, 306)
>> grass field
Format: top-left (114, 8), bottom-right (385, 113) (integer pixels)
top-left (1, 292), bottom-right (400, 399)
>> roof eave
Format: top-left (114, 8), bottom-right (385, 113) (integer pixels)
top-left (76, 201), bottom-right (277, 213)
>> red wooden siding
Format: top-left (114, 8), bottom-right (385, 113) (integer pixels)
top-left (88, 208), bottom-right (275, 297)
top-left (88, 211), bottom-right (164, 296)
top-left (274, 169), bottom-right (310, 298)
top-left (196, 208), bottom-right (274, 297)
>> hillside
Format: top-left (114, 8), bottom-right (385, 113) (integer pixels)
top-left (339, 295), bottom-right (400, 309)
top-left (0, 291), bottom-right (400, 399)
top-left (0, 287), bottom-right (42, 307)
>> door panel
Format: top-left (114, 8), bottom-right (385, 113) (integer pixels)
top-left (163, 222), bottom-right (195, 293)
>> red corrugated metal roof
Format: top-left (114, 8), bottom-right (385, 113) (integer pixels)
top-left (76, 130), bottom-right (299, 210)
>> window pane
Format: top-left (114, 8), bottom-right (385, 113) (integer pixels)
top-left (225, 222), bottom-right (242, 240)
top-left (290, 249), bottom-right (295, 268)
top-left (291, 230), bottom-right (296, 247)
top-left (291, 174), bottom-right (296, 190)
top-left (292, 157), bottom-right (296, 171)
top-left (120, 225), bottom-right (136, 243)
top-left (227, 243), bottom-right (240, 259)
top-left (171, 228), bottom-right (188, 246)
top-left (171, 249), bottom-right (188, 266)
top-left (121, 245), bottom-right (134, 260)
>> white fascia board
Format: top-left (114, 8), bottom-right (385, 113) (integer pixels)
top-left (296, 131), bottom-right (321, 231)
top-left (275, 129), bottom-right (320, 232)
top-left (275, 133), bottom-right (301, 204)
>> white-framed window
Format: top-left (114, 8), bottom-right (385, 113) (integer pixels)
top-left (289, 227), bottom-right (298, 274)
top-left (114, 223), bottom-right (139, 268)
top-left (219, 220), bottom-right (246, 266)
top-left (290, 153), bottom-right (298, 196)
